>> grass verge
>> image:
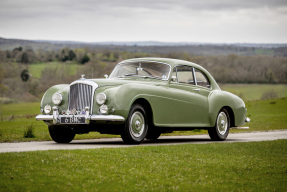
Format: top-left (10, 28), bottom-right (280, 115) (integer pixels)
top-left (0, 140), bottom-right (286, 191)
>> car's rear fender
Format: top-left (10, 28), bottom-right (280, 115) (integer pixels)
top-left (208, 90), bottom-right (246, 127)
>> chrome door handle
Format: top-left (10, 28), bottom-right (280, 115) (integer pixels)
top-left (193, 89), bottom-right (200, 92)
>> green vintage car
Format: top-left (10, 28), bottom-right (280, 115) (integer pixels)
top-left (36, 58), bottom-right (250, 144)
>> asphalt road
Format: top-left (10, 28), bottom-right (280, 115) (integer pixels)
top-left (0, 130), bottom-right (286, 153)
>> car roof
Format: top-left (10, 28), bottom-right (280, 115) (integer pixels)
top-left (121, 57), bottom-right (221, 90)
top-left (121, 57), bottom-right (199, 68)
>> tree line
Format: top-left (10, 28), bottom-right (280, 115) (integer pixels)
top-left (0, 46), bottom-right (286, 103)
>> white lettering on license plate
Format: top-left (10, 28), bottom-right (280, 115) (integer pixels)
top-left (61, 117), bottom-right (84, 124)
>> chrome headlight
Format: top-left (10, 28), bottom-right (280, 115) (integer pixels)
top-left (52, 93), bottom-right (62, 105)
top-left (44, 104), bottom-right (51, 114)
top-left (96, 93), bottom-right (107, 105)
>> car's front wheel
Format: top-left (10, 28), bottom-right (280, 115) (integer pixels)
top-left (121, 104), bottom-right (148, 144)
top-left (208, 108), bottom-right (230, 141)
top-left (48, 125), bottom-right (75, 143)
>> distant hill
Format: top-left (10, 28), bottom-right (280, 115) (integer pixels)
top-left (33, 39), bottom-right (287, 48)
top-left (1, 37), bottom-right (287, 56)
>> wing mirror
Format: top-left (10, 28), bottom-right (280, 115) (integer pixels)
top-left (171, 76), bottom-right (177, 82)
top-left (104, 74), bottom-right (109, 79)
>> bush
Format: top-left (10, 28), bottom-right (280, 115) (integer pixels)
top-left (261, 89), bottom-right (278, 100)
top-left (23, 124), bottom-right (35, 138)
top-left (80, 54), bottom-right (90, 64)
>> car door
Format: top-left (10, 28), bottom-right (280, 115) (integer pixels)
top-left (169, 65), bottom-right (210, 127)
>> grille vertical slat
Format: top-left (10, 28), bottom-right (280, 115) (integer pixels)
top-left (79, 84), bottom-right (83, 111)
top-left (82, 84), bottom-right (86, 110)
top-left (88, 86), bottom-right (91, 108)
top-left (77, 84), bottom-right (80, 111)
top-left (68, 83), bottom-right (93, 112)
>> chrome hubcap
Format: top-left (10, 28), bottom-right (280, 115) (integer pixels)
top-left (217, 112), bottom-right (228, 135)
top-left (221, 120), bottom-right (225, 127)
top-left (130, 111), bottom-right (145, 138)
top-left (135, 120), bottom-right (141, 129)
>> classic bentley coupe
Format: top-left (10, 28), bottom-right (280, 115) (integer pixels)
top-left (36, 58), bottom-right (250, 144)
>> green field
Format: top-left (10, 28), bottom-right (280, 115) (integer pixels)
top-left (0, 140), bottom-right (286, 191)
top-left (220, 84), bottom-right (287, 101)
top-left (29, 62), bottom-right (82, 78)
top-left (0, 97), bottom-right (286, 142)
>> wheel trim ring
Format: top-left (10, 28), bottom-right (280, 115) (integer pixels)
top-left (129, 111), bottom-right (145, 138)
top-left (217, 112), bottom-right (228, 135)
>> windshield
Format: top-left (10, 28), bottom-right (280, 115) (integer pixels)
top-left (109, 61), bottom-right (171, 80)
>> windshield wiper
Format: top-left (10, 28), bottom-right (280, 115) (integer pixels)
top-left (118, 73), bottom-right (136, 78)
top-left (142, 75), bottom-right (162, 80)
top-left (118, 74), bottom-right (163, 80)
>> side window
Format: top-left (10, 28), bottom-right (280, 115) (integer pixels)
top-left (175, 66), bottom-right (195, 85)
top-left (194, 68), bottom-right (210, 88)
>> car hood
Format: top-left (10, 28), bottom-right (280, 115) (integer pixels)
top-left (86, 78), bottom-right (167, 87)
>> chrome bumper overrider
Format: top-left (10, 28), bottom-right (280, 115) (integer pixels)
top-left (230, 117), bottom-right (251, 129)
top-left (35, 106), bottom-right (125, 124)
top-left (245, 117), bottom-right (251, 123)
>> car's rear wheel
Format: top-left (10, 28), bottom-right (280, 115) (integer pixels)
top-left (121, 104), bottom-right (148, 144)
top-left (208, 108), bottom-right (230, 141)
top-left (48, 125), bottom-right (75, 143)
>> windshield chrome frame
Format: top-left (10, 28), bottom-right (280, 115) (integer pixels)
top-left (109, 60), bottom-right (172, 81)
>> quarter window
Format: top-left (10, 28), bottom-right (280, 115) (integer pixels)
top-left (194, 68), bottom-right (210, 88)
top-left (174, 66), bottom-right (195, 85)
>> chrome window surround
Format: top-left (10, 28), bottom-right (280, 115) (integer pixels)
top-left (192, 67), bottom-right (197, 85)
top-left (172, 65), bottom-right (195, 85)
top-left (110, 60), bottom-right (172, 81)
top-left (172, 65), bottom-right (211, 89)
top-left (193, 68), bottom-right (211, 89)
top-left (68, 79), bottom-right (98, 113)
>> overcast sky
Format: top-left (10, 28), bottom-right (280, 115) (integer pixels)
top-left (0, 0), bottom-right (287, 43)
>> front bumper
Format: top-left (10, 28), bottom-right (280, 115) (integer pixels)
top-left (36, 106), bottom-right (125, 124)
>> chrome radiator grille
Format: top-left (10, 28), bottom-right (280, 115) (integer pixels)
top-left (68, 83), bottom-right (93, 111)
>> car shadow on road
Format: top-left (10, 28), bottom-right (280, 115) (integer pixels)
top-left (64, 137), bottom-right (235, 146)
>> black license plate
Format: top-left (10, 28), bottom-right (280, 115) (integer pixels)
top-left (60, 116), bottom-right (85, 124)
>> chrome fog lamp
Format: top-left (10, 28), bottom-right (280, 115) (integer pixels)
top-left (44, 104), bottom-right (51, 114)
top-left (52, 93), bottom-right (63, 105)
top-left (96, 93), bottom-right (107, 105)
top-left (100, 105), bottom-right (108, 114)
